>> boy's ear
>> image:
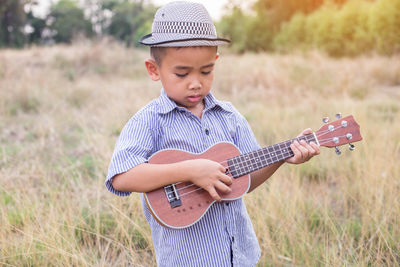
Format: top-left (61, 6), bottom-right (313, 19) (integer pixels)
top-left (216, 52), bottom-right (219, 60)
top-left (145, 59), bottom-right (160, 81)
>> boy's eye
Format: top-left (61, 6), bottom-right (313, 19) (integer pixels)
top-left (175, 73), bottom-right (188, 78)
top-left (202, 71), bottom-right (212, 75)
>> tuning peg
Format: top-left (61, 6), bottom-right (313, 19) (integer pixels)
top-left (336, 113), bottom-right (342, 119)
top-left (322, 117), bottom-right (330, 124)
top-left (335, 147), bottom-right (341, 155)
top-left (349, 143), bottom-right (355, 151)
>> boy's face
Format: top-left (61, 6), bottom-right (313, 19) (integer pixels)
top-left (146, 46), bottom-right (218, 115)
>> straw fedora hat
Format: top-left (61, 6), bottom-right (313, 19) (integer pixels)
top-left (139, 1), bottom-right (230, 47)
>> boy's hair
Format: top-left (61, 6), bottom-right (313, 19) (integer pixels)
top-left (150, 46), bottom-right (218, 66)
top-left (150, 47), bottom-right (167, 66)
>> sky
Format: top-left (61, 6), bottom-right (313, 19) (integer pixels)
top-left (32, 0), bottom-right (247, 20)
top-left (152, 0), bottom-right (237, 20)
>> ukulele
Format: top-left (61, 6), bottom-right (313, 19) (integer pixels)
top-left (144, 115), bottom-right (362, 229)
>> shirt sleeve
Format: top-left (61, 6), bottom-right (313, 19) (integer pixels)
top-left (105, 117), bottom-right (154, 196)
top-left (232, 111), bottom-right (261, 154)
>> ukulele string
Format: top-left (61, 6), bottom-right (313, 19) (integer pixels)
top-left (167, 137), bottom-right (342, 199)
top-left (179, 187), bottom-right (204, 197)
top-left (315, 125), bottom-right (347, 139)
top-left (166, 125), bottom-right (350, 199)
top-left (167, 128), bottom-right (344, 189)
top-left (170, 126), bottom-right (345, 190)
top-left (316, 135), bottom-right (351, 144)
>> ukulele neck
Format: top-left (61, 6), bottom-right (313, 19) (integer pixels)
top-left (227, 133), bottom-right (317, 178)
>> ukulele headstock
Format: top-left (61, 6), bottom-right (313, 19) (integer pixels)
top-left (315, 115), bottom-right (362, 153)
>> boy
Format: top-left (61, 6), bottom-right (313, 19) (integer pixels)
top-left (105, 1), bottom-right (320, 266)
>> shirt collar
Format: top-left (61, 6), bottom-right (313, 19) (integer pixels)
top-left (156, 89), bottom-right (178, 114)
top-left (156, 88), bottom-right (234, 114)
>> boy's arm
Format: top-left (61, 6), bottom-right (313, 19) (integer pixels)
top-left (248, 128), bottom-right (320, 193)
top-left (112, 158), bottom-right (233, 201)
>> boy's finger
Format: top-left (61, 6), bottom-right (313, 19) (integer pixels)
top-left (310, 142), bottom-right (321, 154)
top-left (206, 186), bottom-right (221, 202)
top-left (215, 181), bottom-right (232, 194)
top-left (300, 140), bottom-right (316, 155)
top-left (290, 142), bottom-right (302, 161)
top-left (218, 164), bottom-right (227, 173)
top-left (298, 128), bottom-right (313, 137)
top-left (297, 143), bottom-right (310, 160)
top-left (219, 173), bottom-right (233, 186)
top-left (302, 128), bottom-right (313, 135)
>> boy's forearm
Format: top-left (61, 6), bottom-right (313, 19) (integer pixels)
top-left (112, 162), bottom-right (189, 193)
top-left (113, 160), bottom-right (284, 195)
top-left (248, 161), bottom-right (285, 193)
top-left (112, 158), bottom-right (232, 200)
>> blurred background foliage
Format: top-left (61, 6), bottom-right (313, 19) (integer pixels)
top-left (219, 0), bottom-right (400, 56)
top-left (0, 0), bottom-right (399, 55)
top-left (0, 0), bottom-right (156, 47)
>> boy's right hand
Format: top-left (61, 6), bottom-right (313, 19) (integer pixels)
top-left (182, 159), bottom-right (232, 202)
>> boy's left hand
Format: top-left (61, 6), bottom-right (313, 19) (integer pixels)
top-left (286, 128), bottom-right (320, 164)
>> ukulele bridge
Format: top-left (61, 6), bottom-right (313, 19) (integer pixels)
top-left (164, 184), bottom-right (182, 208)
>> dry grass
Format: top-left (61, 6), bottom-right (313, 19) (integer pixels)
top-left (0, 40), bottom-right (399, 266)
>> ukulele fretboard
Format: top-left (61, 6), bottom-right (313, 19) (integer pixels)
top-left (227, 133), bottom-right (316, 178)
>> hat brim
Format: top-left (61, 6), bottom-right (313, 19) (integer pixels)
top-left (139, 33), bottom-right (230, 47)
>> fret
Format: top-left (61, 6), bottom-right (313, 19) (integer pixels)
top-left (253, 150), bottom-right (261, 167)
top-left (256, 150), bottom-right (264, 168)
top-left (228, 133), bottom-right (316, 178)
top-left (267, 146), bottom-right (275, 158)
top-left (279, 143), bottom-right (287, 158)
top-left (272, 144), bottom-right (280, 162)
top-left (306, 134), bottom-right (316, 144)
top-left (279, 142), bottom-right (287, 157)
top-left (237, 161), bottom-right (242, 170)
top-left (283, 140), bottom-right (294, 158)
top-left (227, 157), bottom-right (238, 177)
top-left (256, 150), bottom-right (264, 164)
top-left (276, 143), bottom-right (285, 161)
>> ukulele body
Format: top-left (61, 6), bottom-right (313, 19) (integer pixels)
top-left (144, 142), bottom-right (250, 229)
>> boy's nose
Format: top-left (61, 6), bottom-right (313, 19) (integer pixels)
top-left (189, 77), bottom-right (202, 90)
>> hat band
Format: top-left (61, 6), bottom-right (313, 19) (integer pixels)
top-left (139, 35), bottom-right (231, 46)
top-left (153, 21), bottom-right (216, 36)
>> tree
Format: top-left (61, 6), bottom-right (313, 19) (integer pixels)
top-left (0, 0), bottom-right (28, 47)
top-left (369, 0), bottom-right (400, 54)
top-left (48, 0), bottom-right (93, 43)
top-left (218, 6), bottom-right (251, 53)
top-left (101, 0), bottom-right (156, 46)
top-left (253, 0), bottom-right (325, 32)
top-left (221, 0), bottom-right (326, 52)
top-left (26, 10), bottom-right (46, 44)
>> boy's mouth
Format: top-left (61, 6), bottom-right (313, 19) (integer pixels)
top-left (187, 95), bottom-right (202, 103)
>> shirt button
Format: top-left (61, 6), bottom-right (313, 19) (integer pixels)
top-left (205, 129), bottom-right (209, 135)
top-left (225, 202), bottom-right (229, 206)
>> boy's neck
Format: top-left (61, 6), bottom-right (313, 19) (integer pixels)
top-left (186, 100), bottom-right (205, 118)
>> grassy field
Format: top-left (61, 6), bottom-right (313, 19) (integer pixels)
top-left (1, 40), bottom-right (399, 266)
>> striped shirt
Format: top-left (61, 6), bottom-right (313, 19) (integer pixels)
top-left (106, 89), bottom-right (261, 267)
